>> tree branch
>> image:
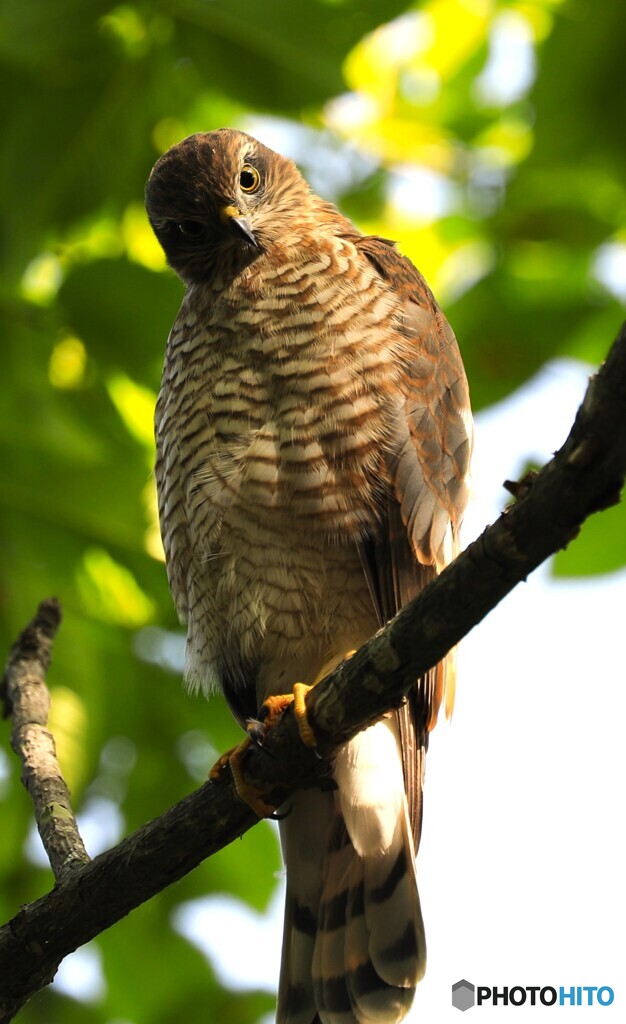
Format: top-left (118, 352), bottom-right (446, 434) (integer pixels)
top-left (1, 322), bottom-right (625, 1023)
top-left (0, 598), bottom-right (90, 883)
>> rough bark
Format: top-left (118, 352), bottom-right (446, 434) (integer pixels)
top-left (1, 599), bottom-right (90, 883)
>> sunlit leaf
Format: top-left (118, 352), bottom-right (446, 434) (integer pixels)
top-left (76, 547), bottom-right (156, 627)
top-left (553, 502), bottom-right (626, 578)
top-left (107, 373), bottom-right (157, 450)
top-left (422, 0), bottom-right (490, 78)
top-left (122, 202), bottom-right (166, 271)
top-left (20, 252), bottom-right (64, 305)
top-left (142, 479), bottom-right (165, 562)
top-left (49, 335), bottom-right (88, 390)
top-left (474, 116), bottom-right (534, 167)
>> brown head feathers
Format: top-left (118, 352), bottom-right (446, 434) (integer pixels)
top-left (145, 129), bottom-right (310, 284)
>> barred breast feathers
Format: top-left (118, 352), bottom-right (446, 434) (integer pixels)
top-left (158, 229), bottom-right (410, 532)
top-left (154, 184), bottom-right (472, 711)
top-left (154, 226), bottom-right (409, 691)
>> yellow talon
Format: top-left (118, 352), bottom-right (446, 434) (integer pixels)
top-left (255, 684), bottom-right (317, 747)
top-left (292, 682), bottom-right (316, 747)
top-left (209, 736), bottom-right (277, 818)
top-left (259, 693), bottom-right (295, 727)
top-left (209, 678), bottom-right (319, 814)
top-left (208, 744), bottom-right (237, 782)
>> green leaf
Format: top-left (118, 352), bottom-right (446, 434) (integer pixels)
top-left (553, 500), bottom-right (626, 578)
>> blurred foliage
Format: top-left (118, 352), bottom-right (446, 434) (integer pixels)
top-left (0, 0), bottom-right (625, 1021)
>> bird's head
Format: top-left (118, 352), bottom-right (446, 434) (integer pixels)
top-left (145, 128), bottom-right (310, 285)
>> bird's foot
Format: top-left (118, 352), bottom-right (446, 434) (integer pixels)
top-left (252, 683), bottom-right (317, 748)
top-left (209, 678), bottom-right (323, 815)
top-left (251, 653), bottom-right (356, 749)
top-left (209, 737), bottom-right (276, 818)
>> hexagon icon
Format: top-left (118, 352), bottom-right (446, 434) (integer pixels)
top-left (452, 979), bottom-right (475, 1011)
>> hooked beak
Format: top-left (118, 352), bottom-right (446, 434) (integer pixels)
top-left (219, 205), bottom-right (258, 248)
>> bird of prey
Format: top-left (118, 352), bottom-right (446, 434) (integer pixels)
top-left (145, 128), bottom-right (473, 1024)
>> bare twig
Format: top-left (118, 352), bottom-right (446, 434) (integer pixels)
top-left (1, 323), bottom-right (625, 1023)
top-left (1, 599), bottom-right (90, 883)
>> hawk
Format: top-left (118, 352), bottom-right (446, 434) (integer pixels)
top-left (145, 129), bottom-right (473, 1024)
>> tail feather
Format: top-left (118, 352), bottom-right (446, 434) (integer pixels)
top-left (278, 720), bottom-right (425, 1024)
top-left (363, 810), bottom-right (425, 989)
top-left (278, 891), bottom-right (319, 1024)
top-left (277, 789), bottom-right (335, 1024)
top-left (312, 832), bottom-right (354, 1022)
top-left (309, 811), bottom-right (423, 1024)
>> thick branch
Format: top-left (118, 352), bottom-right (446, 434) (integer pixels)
top-left (1, 322), bottom-right (625, 1023)
top-left (0, 599), bottom-right (90, 883)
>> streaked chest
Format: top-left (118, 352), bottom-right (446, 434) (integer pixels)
top-left (157, 235), bottom-right (406, 543)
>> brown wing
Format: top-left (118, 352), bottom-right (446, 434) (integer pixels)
top-left (355, 234), bottom-right (473, 845)
top-left (359, 234), bottom-right (472, 574)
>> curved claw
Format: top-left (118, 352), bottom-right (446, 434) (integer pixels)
top-left (256, 684), bottom-right (318, 748)
top-left (208, 679), bottom-right (322, 817)
top-left (209, 736), bottom-right (277, 818)
top-left (269, 803), bottom-right (293, 822)
top-left (291, 683), bottom-right (317, 747)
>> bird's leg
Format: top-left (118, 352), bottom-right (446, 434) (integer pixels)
top-left (209, 737), bottom-right (277, 818)
top-left (257, 683), bottom-right (317, 747)
top-left (209, 648), bottom-right (357, 812)
top-left (292, 682), bottom-right (317, 747)
top-left (208, 685), bottom-right (316, 816)
top-left (254, 649), bottom-right (357, 749)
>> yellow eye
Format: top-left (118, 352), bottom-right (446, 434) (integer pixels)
top-left (240, 164), bottom-right (261, 193)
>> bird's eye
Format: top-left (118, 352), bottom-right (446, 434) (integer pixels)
top-left (176, 220), bottom-right (205, 238)
top-left (240, 164), bottom-right (261, 193)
